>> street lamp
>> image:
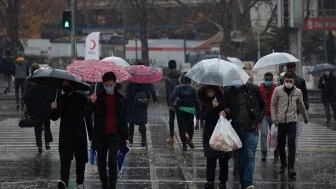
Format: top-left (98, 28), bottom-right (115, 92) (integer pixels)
top-left (255, 3), bottom-right (261, 60)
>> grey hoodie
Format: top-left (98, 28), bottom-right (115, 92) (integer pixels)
top-left (165, 69), bottom-right (182, 106)
top-left (11, 58), bottom-right (29, 79)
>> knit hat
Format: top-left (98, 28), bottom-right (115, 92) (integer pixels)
top-left (286, 62), bottom-right (296, 68)
top-left (17, 51), bottom-right (24, 57)
top-left (168, 60), bottom-right (177, 69)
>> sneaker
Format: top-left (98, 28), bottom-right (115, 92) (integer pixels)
top-left (279, 164), bottom-right (287, 174)
top-left (261, 154), bottom-right (267, 161)
top-left (77, 184), bottom-right (85, 189)
top-left (58, 180), bottom-right (67, 189)
top-left (288, 168), bottom-right (297, 177)
top-left (45, 143), bottom-right (50, 150)
top-left (141, 137), bottom-right (147, 147)
top-left (188, 140), bottom-right (195, 149)
top-left (38, 146), bottom-right (42, 153)
top-left (246, 186), bottom-right (255, 189)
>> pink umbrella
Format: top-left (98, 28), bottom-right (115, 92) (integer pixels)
top-left (125, 65), bottom-right (162, 84)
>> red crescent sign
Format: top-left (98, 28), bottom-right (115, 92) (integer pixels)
top-left (90, 40), bottom-right (96, 50)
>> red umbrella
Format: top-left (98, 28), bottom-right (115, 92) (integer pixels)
top-left (125, 65), bottom-right (162, 84)
top-left (66, 60), bottom-right (131, 83)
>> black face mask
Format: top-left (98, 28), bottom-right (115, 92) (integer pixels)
top-left (62, 86), bottom-right (73, 94)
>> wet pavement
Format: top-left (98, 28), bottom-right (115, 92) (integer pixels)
top-left (0, 96), bottom-right (335, 189)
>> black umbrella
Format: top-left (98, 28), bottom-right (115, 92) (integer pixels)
top-left (27, 68), bottom-right (91, 91)
top-left (203, 54), bottom-right (231, 62)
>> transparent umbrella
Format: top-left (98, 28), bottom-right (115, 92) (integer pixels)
top-left (252, 52), bottom-right (299, 70)
top-left (101, 56), bottom-right (130, 68)
top-left (227, 57), bottom-right (244, 68)
top-left (185, 58), bottom-right (249, 86)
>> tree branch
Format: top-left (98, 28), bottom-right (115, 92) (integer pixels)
top-left (262, 3), bottom-right (277, 33)
top-left (205, 18), bottom-right (223, 31)
top-left (304, 0), bottom-right (311, 22)
top-left (0, 0), bottom-right (6, 8)
top-left (241, 0), bottom-right (260, 18)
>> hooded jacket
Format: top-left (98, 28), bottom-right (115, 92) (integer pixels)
top-left (165, 69), bottom-right (182, 106)
top-left (318, 73), bottom-right (336, 97)
top-left (260, 83), bottom-right (276, 117)
top-left (11, 57), bottom-right (29, 78)
top-left (271, 85), bottom-right (308, 124)
top-left (0, 55), bottom-right (14, 74)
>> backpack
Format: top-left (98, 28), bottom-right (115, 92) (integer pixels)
top-left (134, 89), bottom-right (148, 107)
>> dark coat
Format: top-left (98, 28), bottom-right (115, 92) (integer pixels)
top-left (318, 73), bottom-right (336, 104)
top-left (198, 85), bottom-right (226, 158)
top-left (51, 92), bottom-right (93, 162)
top-left (85, 90), bottom-right (128, 151)
top-left (23, 81), bottom-right (56, 124)
top-left (0, 56), bottom-right (14, 74)
top-left (126, 83), bottom-right (158, 125)
top-left (165, 69), bottom-right (182, 106)
top-left (11, 58), bottom-right (29, 79)
top-left (222, 83), bottom-right (266, 131)
top-left (294, 75), bottom-right (309, 110)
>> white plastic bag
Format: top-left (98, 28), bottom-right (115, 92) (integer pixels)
top-left (209, 116), bottom-right (242, 152)
top-left (268, 124), bottom-right (278, 150)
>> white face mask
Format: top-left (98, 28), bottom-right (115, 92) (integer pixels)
top-left (284, 82), bottom-right (293, 89)
top-left (325, 71), bottom-right (330, 75)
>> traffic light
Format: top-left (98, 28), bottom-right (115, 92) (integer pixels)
top-left (62, 10), bottom-right (71, 30)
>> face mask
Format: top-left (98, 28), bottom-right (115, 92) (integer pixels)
top-left (62, 86), bottom-right (73, 94)
top-left (104, 86), bottom-right (114, 93)
top-left (232, 80), bottom-right (243, 88)
top-left (207, 92), bottom-right (215, 98)
top-left (325, 71), bottom-right (330, 76)
top-left (264, 81), bottom-right (273, 87)
top-left (284, 82), bottom-right (293, 89)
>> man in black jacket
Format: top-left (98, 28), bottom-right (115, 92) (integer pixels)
top-left (86, 72), bottom-right (128, 189)
top-left (318, 69), bottom-right (336, 123)
top-left (220, 81), bottom-right (266, 189)
top-left (51, 80), bottom-right (93, 189)
top-left (165, 60), bottom-right (182, 144)
top-left (286, 62), bottom-right (309, 151)
top-left (0, 50), bottom-right (14, 94)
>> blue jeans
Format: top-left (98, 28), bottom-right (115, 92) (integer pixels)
top-left (260, 116), bottom-right (272, 153)
top-left (236, 130), bottom-right (259, 189)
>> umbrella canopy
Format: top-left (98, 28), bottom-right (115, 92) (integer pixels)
top-left (308, 63), bottom-right (336, 74)
top-left (227, 57), bottom-right (244, 68)
top-left (203, 54), bottom-right (231, 62)
top-left (66, 60), bottom-right (131, 83)
top-left (101, 56), bottom-right (130, 68)
top-left (185, 58), bottom-right (249, 86)
top-left (125, 65), bottom-right (163, 84)
top-left (252, 52), bottom-right (299, 70)
top-left (27, 68), bottom-right (91, 91)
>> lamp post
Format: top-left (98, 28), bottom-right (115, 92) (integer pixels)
top-left (70, 0), bottom-right (76, 61)
top-left (256, 3), bottom-right (261, 60)
top-left (283, 0), bottom-right (290, 53)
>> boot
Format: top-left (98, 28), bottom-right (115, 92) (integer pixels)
top-left (166, 136), bottom-right (174, 144)
top-left (45, 143), bottom-right (50, 150)
top-left (188, 140), bottom-right (195, 149)
top-left (288, 168), bottom-right (297, 177)
top-left (182, 144), bottom-right (187, 152)
top-left (141, 134), bottom-right (147, 147)
top-left (38, 146), bottom-right (42, 153)
top-left (204, 182), bottom-right (214, 189)
top-left (261, 151), bottom-right (267, 161)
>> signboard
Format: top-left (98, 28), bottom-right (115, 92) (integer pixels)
top-left (304, 18), bottom-right (336, 30)
top-left (85, 32), bottom-right (100, 60)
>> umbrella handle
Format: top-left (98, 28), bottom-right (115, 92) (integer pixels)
top-left (95, 82), bottom-right (97, 93)
top-left (55, 88), bottom-right (58, 102)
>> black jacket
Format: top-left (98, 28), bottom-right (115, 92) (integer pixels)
top-left (51, 92), bottom-right (93, 162)
top-left (165, 69), bottom-right (182, 106)
top-left (11, 58), bottom-right (29, 79)
top-left (85, 90), bottom-right (128, 151)
top-left (294, 75), bottom-right (309, 110)
top-left (170, 74), bottom-right (200, 117)
top-left (222, 83), bottom-right (266, 131)
top-left (318, 73), bottom-right (336, 96)
top-left (0, 56), bottom-right (14, 74)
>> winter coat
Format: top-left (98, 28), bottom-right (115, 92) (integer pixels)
top-left (11, 57), bottom-right (29, 79)
top-left (165, 69), bottom-right (182, 106)
top-left (51, 92), bottom-right (93, 162)
top-left (294, 75), bottom-right (309, 110)
top-left (271, 85), bottom-right (308, 124)
top-left (222, 83), bottom-right (266, 131)
top-left (23, 81), bottom-right (56, 124)
top-left (0, 56), bottom-right (14, 74)
top-left (198, 85), bottom-right (226, 158)
top-left (318, 74), bottom-right (336, 103)
top-left (260, 83), bottom-right (276, 117)
top-left (170, 73), bottom-right (200, 117)
top-left (126, 83), bottom-right (158, 125)
top-left (85, 89), bottom-right (128, 151)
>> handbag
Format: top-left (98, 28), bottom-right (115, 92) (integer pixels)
top-left (19, 111), bottom-right (34, 128)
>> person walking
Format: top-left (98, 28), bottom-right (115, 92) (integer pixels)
top-left (285, 63), bottom-right (309, 151)
top-left (23, 64), bottom-right (55, 153)
top-left (198, 85), bottom-right (228, 189)
top-left (259, 72), bottom-right (276, 161)
top-left (0, 50), bottom-right (14, 94)
top-left (51, 80), bottom-right (93, 189)
top-left (11, 51), bottom-right (29, 110)
top-left (126, 82), bottom-right (158, 146)
top-left (271, 72), bottom-right (309, 177)
top-left (220, 80), bottom-right (266, 189)
top-left (165, 60), bottom-right (182, 144)
top-left (170, 73), bottom-right (200, 151)
top-left (86, 72), bottom-right (129, 189)
top-left (318, 69), bottom-right (336, 123)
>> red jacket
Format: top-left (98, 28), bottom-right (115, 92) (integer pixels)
top-left (260, 83), bottom-right (276, 117)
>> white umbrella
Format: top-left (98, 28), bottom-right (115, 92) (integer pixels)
top-left (252, 52), bottom-right (299, 71)
top-left (101, 56), bottom-right (130, 68)
top-left (185, 58), bottom-right (249, 86)
top-left (227, 57), bottom-right (244, 68)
